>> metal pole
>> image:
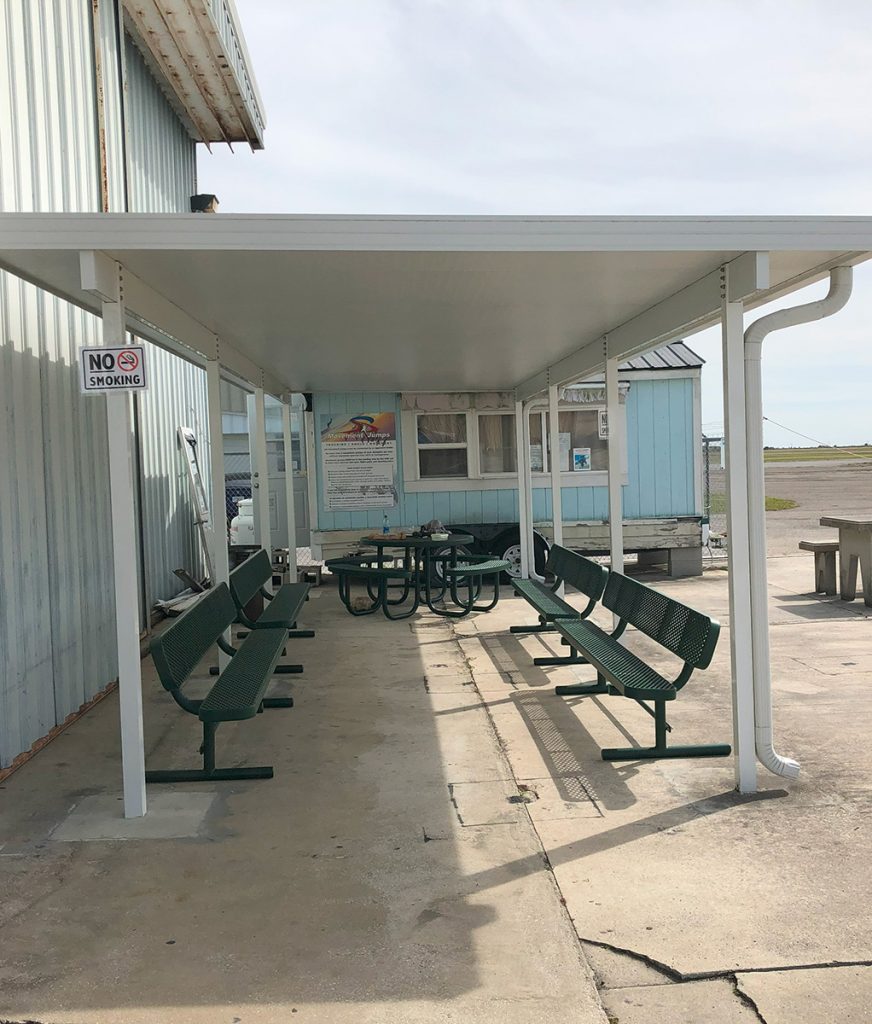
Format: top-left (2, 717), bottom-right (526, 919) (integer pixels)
top-left (605, 356), bottom-right (624, 576)
top-left (515, 398), bottom-right (530, 579)
top-left (102, 292), bottom-right (147, 819)
top-left (721, 292), bottom-right (758, 793)
top-left (548, 383), bottom-right (564, 593)
top-left (251, 387), bottom-right (271, 553)
top-left (206, 359), bottom-right (231, 670)
top-left (548, 383), bottom-right (564, 546)
top-left (282, 399), bottom-right (298, 578)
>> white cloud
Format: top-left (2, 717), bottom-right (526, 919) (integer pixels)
top-left (204, 0), bottom-right (872, 441)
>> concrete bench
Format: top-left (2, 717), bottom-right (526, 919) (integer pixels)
top-left (798, 540), bottom-right (839, 596)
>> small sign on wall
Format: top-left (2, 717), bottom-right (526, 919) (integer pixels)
top-left (80, 345), bottom-right (148, 394)
top-left (598, 409), bottom-right (609, 439)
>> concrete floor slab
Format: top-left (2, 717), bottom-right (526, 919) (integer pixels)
top-left (0, 591), bottom-right (606, 1024)
top-left (599, 978), bottom-right (760, 1023)
top-left (737, 966), bottom-right (872, 1024)
top-left (50, 791), bottom-right (216, 842)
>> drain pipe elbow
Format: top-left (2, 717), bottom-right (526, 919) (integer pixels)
top-left (743, 266), bottom-right (853, 779)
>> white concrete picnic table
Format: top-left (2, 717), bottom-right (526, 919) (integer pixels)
top-left (820, 516), bottom-right (872, 606)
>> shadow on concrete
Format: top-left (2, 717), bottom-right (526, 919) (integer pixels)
top-left (0, 595), bottom-right (500, 1018)
top-left (773, 594), bottom-right (871, 620)
top-left (465, 789), bottom-right (789, 894)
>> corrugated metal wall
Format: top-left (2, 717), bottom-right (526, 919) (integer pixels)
top-left (0, 4), bottom-right (208, 767)
top-left (124, 36), bottom-right (207, 613)
top-left (0, 0), bottom-right (117, 766)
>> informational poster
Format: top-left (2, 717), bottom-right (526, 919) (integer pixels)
top-left (573, 447), bottom-right (592, 471)
top-left (320, 412), bottom-right (398, 512)
top-left (559, 432), bottom-right (572, 471)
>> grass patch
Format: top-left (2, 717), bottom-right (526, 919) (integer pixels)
top-left (710, 493), bottom-right (797, 514)
top-left (763, 445), bottom-right (872, 462)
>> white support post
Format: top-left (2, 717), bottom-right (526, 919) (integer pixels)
top-left (722, 293), bottom-right (758, 794)
top-left (282, 399), bottom-right (298, 578)
top-left (206, 359), bottom-right (231, 670)
top-left (547, 383), bottom-right (564, 593)
top-left (102, 289), bottom-right (147, 819)
top-left (250, 387), bottom-right (272, 554)
top-left (515, 398), bottom-right (530, 579)
top-left (605, 356), bottom-right (624, 577)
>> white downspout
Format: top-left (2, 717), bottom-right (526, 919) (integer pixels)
top-left (744, 266), bottom-right (853, 778)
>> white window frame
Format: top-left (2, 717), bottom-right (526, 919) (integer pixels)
top-left (401, 404), bottom-right (628, 493)
top-left (413, 411), bottom-right (472, 482)
top-left (477, 409), bottom-right (519, 478)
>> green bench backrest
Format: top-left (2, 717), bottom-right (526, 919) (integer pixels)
top-left (547, 545), bottom-right (608, 601)
top-left (150, 584), bottom-right (237, 692)
top-left (229, 549), bottom-right (272, 607)
top-left (603, 572), bottom-right (720, 669)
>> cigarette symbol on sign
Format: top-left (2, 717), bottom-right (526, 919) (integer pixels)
top-left (117, 350), bottom-right (139, 372)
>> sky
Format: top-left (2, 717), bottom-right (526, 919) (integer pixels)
top-left (203, 0), bottom-right (872, 446)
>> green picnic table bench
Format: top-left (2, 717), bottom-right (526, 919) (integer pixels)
top-left (553, 571), bottom-right (730, 762)
top-left (435, 556), bottom-right (511, 617)
top-left (147, 583), bottom-right (293, 783)
top-left (327, 556), bottom-right (420, 620)
top-left (510, 545), bottom-right (608, 665)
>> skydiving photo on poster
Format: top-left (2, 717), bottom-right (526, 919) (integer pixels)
top-left (320, 412), bottom-right (399, 511)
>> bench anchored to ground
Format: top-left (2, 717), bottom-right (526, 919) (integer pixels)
top-left (230, 548), bottom-right (314, 639)
top-left (212, 549), bottom-right (314, 678)
top-left (553, 572), bottom-right (730, 762)
top-left (798, 539), bottom-right (839, 596)
top-left (510, 545), bottom-right (608, 666)
top-left (147, 584), bottom-right (293, 783)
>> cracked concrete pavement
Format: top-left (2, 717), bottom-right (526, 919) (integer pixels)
top-left (454, 550), bottom-right (871, 1023)
top-left (2, 458), bottom-right (871, 1022)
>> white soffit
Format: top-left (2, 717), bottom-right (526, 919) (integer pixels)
top-left (0, 214), bottom-right (869, 395)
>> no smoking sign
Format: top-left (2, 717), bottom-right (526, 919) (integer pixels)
top-left (80, 345), bottom-right (148, 394)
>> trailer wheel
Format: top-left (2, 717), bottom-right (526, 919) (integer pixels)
top-left (494, 532), bottom-right (549, 582)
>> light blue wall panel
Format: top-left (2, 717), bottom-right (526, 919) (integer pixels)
top-left (313, 380), bottom-right (697, 539)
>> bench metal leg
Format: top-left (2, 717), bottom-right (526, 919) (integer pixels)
top-left (262, 697), bottom-right (294, 709)
top-left (288, 628), bottom-right (316, 638)
top-left (535, 651), bottom-right (587, 666)
top-left (145, 722), bottom-right (274, 783)
top-left (555, 676), bottom-right (608, 696)
top-left (600, 700), bottom-right (731, 761)
top-left (274, 664), bottom-right (304, 674)
top-left (510, 621), bottom-right (555, 634)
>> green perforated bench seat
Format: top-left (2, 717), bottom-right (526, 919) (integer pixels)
top-left (199, 626), bottom-right (288, 723)
top-left (146, 584), bottom-right (296, 783)
top-left (229, 549), bottom-right (313, 634)
top-left (511, 578), bottom-right (577, 618)
top-left (552, 571), bottom-right (730, 763)
top-left (510, 547), bottom-right (609, 662)
top-left (445, 559), bottom-right (510, 577)
top-left (554, 619), bottom-right (676, 701)
top-left (253, 582), bottom-right (310, 628)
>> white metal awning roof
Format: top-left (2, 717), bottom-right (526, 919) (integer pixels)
top-left (1, 213), bottom-right (870, 396)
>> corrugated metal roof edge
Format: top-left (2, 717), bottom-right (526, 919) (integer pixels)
top-left (620, 340), bottom-right (704, 371)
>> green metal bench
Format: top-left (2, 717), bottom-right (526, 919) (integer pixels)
top-left (147, 584), bottom-right (292, 783)
top-left (554, 572), bottom-right (730, 762)
top-left (229, 549), bottom-right (313, 637)
top-left (327, 557), bottom-right (420, 620)
top-left (511, 545), bottom-right (608, 665)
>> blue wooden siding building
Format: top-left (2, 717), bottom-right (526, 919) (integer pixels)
top-left (308, 342), bottom-right (704, 576)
